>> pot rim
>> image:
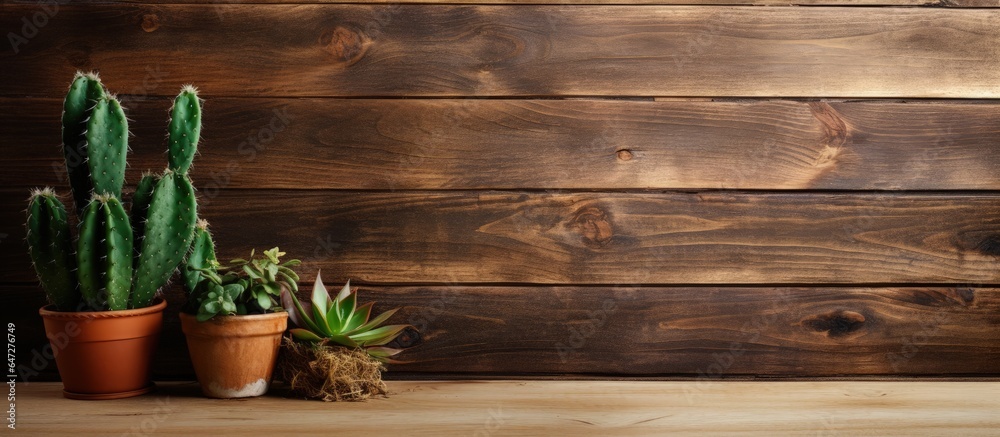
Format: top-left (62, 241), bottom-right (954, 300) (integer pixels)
top-left (179, 310), bottom-right (288, 323)
top-left (179, 311), bottom-right (289, 337)
top-left (38, 297), bottom-right (167, 320)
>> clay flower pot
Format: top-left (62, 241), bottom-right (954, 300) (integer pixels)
top-left (180, 311), bottom-right (288, 398)
top-left (38, 298), bottom-right (167, 400)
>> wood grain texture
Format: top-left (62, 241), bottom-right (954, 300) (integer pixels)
top-left (3, 190), bottom-right (1000, 284)
top-left (944, 0), bottom-right (1000, 5)
top-left (6, 0), bottom-right (995, 6)
top-left (14, 381), bottom-right (1000, 435)
top-left (5, 98), bottom-right (1000, 191)
top-left (377, 285), bottom-right (1000, 375)
top-left (7, 284), bottom-right (1000, 378)
top-left (2, 6), bottom-right (999, 98)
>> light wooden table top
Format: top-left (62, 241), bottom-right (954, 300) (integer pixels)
top-left (11, 380), bottom-right (1000, 436)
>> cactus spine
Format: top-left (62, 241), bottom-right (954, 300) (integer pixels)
top-left (26, 73), bottom-right (206, 311)
top-left (26, 188), bottom-right (78, 311)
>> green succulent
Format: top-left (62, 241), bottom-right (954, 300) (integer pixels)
top-left (190, 268), bottom-right (242, 321)
top-left (229, 247), bottom-right (301, 311)
top-left (187, 247), bottom-right (301, 321)
top-left (281, 270), bottom-right (412, 362)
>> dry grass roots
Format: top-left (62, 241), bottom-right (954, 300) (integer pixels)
top-left (277, 337), bottom-right (387, 401)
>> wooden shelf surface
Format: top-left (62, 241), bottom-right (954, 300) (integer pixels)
top-left (11, 381), bottom-right (1000, 435)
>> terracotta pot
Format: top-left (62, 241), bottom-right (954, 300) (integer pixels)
top-left (180, 311), bottom-right (288, 398)
top-left (38, 298), bottom-right (167, 400)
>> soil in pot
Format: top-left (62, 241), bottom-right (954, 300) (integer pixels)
top-left (38, 298), bottom-right (167, 400)
top-left (277, 337), bottom-right (387, 402)
top-left (180, 311), bottom-right (287, 398)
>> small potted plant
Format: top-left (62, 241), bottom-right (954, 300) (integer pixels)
top-left (179, 232), bottom-right (299, 399)
top-left (278, 271), bottom-right (416, 401)
top-left (28, 72), bottom-right (204, 399)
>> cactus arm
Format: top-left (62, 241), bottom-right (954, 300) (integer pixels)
top-left (76, 195), bottom-right (133, 310)
top-left (131, 171), bottom-right (198, 308)
top-left (26, 188), bottom-right (79, 311)
top-left (76, 197), bottom-right (103, 310)
top-left (167, 85), bottom-right (201, 174)
top-left (85, 96), bottom-right (128, 199)
top-left (182, 219), bottom-right (217, 294)
top-left (61, 72), bottom-right (106, 214)
top-left (103, 196), bottom-right (133, 310)
top-left (130, 172), bottom-right (159, 269)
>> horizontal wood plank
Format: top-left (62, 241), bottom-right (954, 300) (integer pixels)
top-left (3, 190), bottom-right (1000, 284)
top-left (4, 98), bottom-right (1000, 191)
top-left (2, 6), bottom-right (999, 98)
top-left (13, 381), bottom-right (1000, 435)
top-left (16, 381), bottom-right (1000, 436)
top-left (6, 0), bottom-right (996, 6)
top-left (7, 284), bottom-right (1000, 377)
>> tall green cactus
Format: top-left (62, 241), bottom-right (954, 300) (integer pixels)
top-left (168, 85), bottom-right (201, 174)
top-left (130, 87), bottom-right (202, 308)
top-left (130, 172), bottom-right (159, 269)
top-left (85, 96), bottom-right (129, 198)
top-left (26, 188), bottom-right (78, 311)
top-left (77, 195), bottom-right (133, 311)
top-left (131, 171), bottom-right (198, 308)
top-left (26, 73), bottom-right (206, 311)
top-left (61, 72), bottom-right (106, 214)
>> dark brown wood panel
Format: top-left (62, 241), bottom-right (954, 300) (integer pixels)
top-left (362, 285), bottom-right (1000, 375)
top-left (7, 284), bottom-right (999, 378)
top-left (2, 6), bottom-right (999, 98)
top-left (4, 190), bottom-right (1000, 284)
top-left (4, 98), bottom-right (1000, 191)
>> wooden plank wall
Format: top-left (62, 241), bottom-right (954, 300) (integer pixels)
top-left (1, 0), bottom-right (998, 380)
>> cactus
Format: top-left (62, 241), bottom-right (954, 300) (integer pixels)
top-left (26, 188), bottom-right (78, 311)
top-left (130, 172), bottom-right (158, 268)
top-left (85, 96), bottom-right (129, 198)
top-left (130, 170), bottom-right (198, 308)
top-left (129, 87), bottom-right (203, 307)
top-left (182, 219), bottom-right (217, 294)
top-left (77, 194), bottom-right (133, 311)
top-left (61, 72), bottom-right (106, 214)
top-left (167, 85), bottom-right (201, 174)
top-left (26, 73), bottom-right (207, 311)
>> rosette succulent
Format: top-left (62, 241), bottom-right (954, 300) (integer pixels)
top-left (281, 271), bottom-right (411, 362)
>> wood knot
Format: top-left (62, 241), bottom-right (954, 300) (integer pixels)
top-left (956, 287), bottom-right (975, 305)
top-left (572, 206), bottom-right (614, 248)
top-left (616, 149), bottom-right (634, 161)
top-left (808, 102), bottom-right (850, 149)
top-left (974, 236), bottom-right (1000, 257)
top-left (387, 327), bottom-right (422, 348)
top-left (320, 26), bottom-right (367, 65)
top-left (800, 310), bottom-right (866, 338)
top-left (141, 14), bottom-right (160, 33)
top-left (813, 145), bottom-right (841, 168)
top-left (63, 41), bottom-right (92, 69)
